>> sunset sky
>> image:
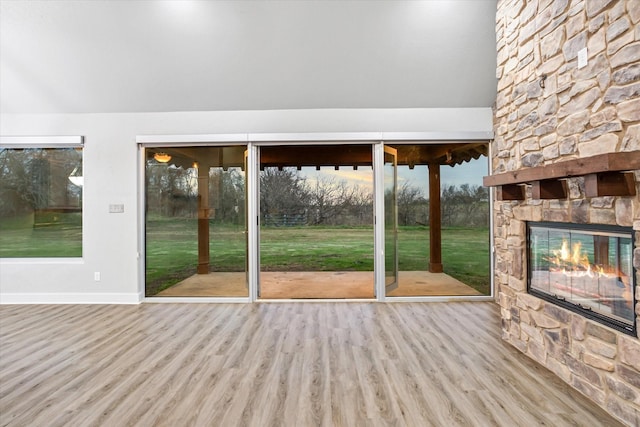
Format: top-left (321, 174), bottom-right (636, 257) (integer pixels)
top-left (300, 157), bottom-right (488, 197)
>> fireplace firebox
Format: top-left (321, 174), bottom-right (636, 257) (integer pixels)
top-left (527, 222), bottom-right (636, 335)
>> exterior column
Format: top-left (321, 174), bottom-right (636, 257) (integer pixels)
top-left (428, 162), bottom-right (443, 273)
top-left (197, 163), bottom-right (210, 274)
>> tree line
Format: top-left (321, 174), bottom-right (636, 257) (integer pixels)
top-left (0, 148), bottom-right (82, 218)
top-left (146, 164), bottom-right (489, 228)
top-left (0, 152), bottom-right (488, 228)
top-left (395, 182), bottom-right (489, 227)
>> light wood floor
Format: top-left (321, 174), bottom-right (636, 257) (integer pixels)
top-left (156, 271), bottom-right (482, 298)
top-left (0, 302), bottom-right (621, 426)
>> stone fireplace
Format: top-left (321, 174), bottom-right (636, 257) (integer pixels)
top-left (490, 0), bottom-right (640, 425)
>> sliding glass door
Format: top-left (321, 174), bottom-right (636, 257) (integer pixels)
top-left (257, 144), bottom-right (375, 299)
top-left (140, 139), bottom-right (490, 301)
top-left (145, 145), bottom-right (248, 297)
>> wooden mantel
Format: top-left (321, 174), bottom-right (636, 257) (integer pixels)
top-left (483, 152), bottom-right (640, 200)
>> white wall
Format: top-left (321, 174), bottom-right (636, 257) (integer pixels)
top-left (1, 1), bottom-right (497, 114)
top-left (0, 107), bottom-right (492, 303)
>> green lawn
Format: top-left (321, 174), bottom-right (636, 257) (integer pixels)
top-left (145, 219), bottom-right (247, 294)
top-left (0, 215), bottom-right (490, 295)
top-left (145, 219), bottom-right (490, 295)
top-left (260, 226), bottom-right (374, 271)
top-left (0, 213), bottom-right (82, 257)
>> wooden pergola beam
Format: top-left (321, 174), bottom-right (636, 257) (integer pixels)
top-left (260, 145), bottom-right (372, 168)
top-left (151, 143), bottom-right (489, 169)
top-left (395, 143), bottom-right (487, 167)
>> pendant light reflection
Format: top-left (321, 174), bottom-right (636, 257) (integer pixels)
top-left (154, 152), bottom-right (172, 163)
top-left (68, 166), bottom-right (84, 187)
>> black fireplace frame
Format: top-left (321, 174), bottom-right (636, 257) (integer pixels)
top-left (526, 221), bottom-right (637, 336)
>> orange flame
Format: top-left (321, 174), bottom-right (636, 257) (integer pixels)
top-left (547, 239), bottom-right (616, 277)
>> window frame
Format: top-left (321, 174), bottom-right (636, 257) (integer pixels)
top-left (0, 136), bottom-right (84, 259)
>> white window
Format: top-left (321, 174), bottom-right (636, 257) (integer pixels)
top-left (0, 136), bottom-right (83, 258)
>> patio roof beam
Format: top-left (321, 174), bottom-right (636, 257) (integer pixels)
top-left (148, 143), bottom-right (488, 169)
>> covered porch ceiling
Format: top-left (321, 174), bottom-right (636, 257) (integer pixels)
top-left (147, 142), bottom-right (488, 170)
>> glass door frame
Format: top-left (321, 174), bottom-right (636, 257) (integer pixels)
top-left (252, 139), bottom-right (378, 301)
top-left (247, 144), bottom-right (260, 301)
top-left (383, 145), bottom-right (399, 294)
top-left (373, 142), bottom-right (393, 300)
top-left (137, 136), bottom-right (253, 302)
top-left (137, 133), bottom-right (494, 303)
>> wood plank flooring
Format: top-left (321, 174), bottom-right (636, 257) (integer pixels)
top-left (0, 302), bottom-right (622, 426)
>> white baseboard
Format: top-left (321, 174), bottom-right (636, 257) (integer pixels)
top-left (0, 292), bottom-right (142, 305)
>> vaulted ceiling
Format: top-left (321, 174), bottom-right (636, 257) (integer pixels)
top-left (0, 0), bottom-right (497, 114)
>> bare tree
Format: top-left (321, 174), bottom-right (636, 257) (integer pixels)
top-left (341, 183), bottom-right (373, 225)
top-left (146, 162), bottom-right (197, 218)
top-left (397, 182), bottom-right (427, 226)
top-left (209, 168), bottom-right (245, 224)
top-left (440, 184), bottom-right (489, 227)
top-left (308, 176), bottom-right (360, 225)
top-left (260, 168), bottom-right (309, 225)
top-left (0, 148), bottom-right (81, 217)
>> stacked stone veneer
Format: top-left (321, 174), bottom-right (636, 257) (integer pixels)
top-left (493, 0), bottom-right (640, 425)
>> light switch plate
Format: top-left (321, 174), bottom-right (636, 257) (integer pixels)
top-left (109, 204), bottom-right (124, 213)
top-left (577, 48), bottom-right (587, 69)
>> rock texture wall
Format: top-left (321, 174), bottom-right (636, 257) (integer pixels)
top-left (493, 0), bottom-right (640, 425)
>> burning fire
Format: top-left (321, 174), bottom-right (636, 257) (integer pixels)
top-left (534, 232), bottom-right (633, 319)
top-left (547, 239), bottom-right (614, 277)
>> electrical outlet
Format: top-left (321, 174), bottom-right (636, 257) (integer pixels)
top-left (577, 48), bottom-right (588, 69)
top-left (94, 272), bottom-right (101, 281)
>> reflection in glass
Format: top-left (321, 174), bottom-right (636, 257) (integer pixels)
top-left (145, 146), bottom-right (248, 297)
top-left (0, 148), bottom-right (83, 257)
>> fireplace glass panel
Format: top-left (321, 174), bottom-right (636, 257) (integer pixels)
top-left (528, 223), bottom-right (635, 331)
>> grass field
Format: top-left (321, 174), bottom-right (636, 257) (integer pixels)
top-left (0, 215), bottom-right (490, 295)
top-left (145, 219), bottom-right (490, 295)
top-left (0, 213), bottom-right (82, 258)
